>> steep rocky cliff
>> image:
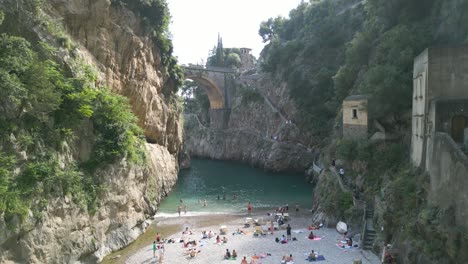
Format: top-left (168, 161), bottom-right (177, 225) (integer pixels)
top-left (184, 73), bottom-right (316, 172)
top-left (0, 0), bottom-right (182, 263)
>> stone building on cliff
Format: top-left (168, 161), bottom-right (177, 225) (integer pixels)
top-left (342, 94), bottom-right (369, 139)
top-left (411, 45), bottom-right (468, 229)
top-left (239, 47), bottom-right (256, 72)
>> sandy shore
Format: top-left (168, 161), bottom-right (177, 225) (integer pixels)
top-left (122, 211), bottom-right (380, 264)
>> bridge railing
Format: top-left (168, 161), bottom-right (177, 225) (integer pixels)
top-left (181, 64), bottom-right (238, 74)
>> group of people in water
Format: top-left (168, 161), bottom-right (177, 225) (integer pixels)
top-left (176, 196), bottom-right (255, 216)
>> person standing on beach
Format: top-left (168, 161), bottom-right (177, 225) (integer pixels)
top-left (247, 202), bottom-right (252, 215)
top-left (152, 241), bottom-right (157, 258)
top-left (158, 244), bottom-right (164, 263)
top-left (286, 224), bottom-right (292, 240)
top-left (241, 256), bottom-right (248, 264)
top-left (178, 205), bottom-right (181, 216)
top-left (184, 204), bottom-right (187, 214)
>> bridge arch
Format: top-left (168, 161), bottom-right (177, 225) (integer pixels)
top-left (184, 74), bottom-right (224, 109)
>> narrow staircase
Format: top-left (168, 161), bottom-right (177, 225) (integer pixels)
top-left (362, 204), bottom-right (376, 250)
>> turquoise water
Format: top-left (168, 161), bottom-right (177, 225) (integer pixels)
top-left (156, 159), bottom-right (313, 216)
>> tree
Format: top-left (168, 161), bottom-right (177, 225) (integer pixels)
top-left (225, 53), bottom-right (241, 68)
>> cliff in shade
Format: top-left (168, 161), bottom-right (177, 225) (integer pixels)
top-left (0, 0), bottom-right (182, 263)
top-left (184, 74), bottom-right (317, 173)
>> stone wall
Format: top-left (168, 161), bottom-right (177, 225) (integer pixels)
top-left (426, 132), bottom-right (468, 229)
top-left (209, 109), bottom-right (231, 130)
top-left (427, 46), bottom-right (468, 100)
top-left (343, 124), bottom-right (367, 139)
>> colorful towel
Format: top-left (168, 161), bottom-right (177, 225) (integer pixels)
top-left (305, 255), bottom-right (326, 262)
top-left (336, 243), bottom-right (353, 249)
top-left (305, 237), bottom-right (322, 240)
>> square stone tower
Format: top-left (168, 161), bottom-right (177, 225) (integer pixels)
top-left (342, 95), bottom-right (369, 139)
top-left (411, 45), bottom-right (468, 168)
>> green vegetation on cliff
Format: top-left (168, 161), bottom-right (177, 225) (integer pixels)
top-left (0, 13), bottom-right (146, 224)
top-left (111, 0), bottom-right (183, 89)
top-left (259, 0), bottom-right (468, 262)
top-left (260, 0), bottom-right (468, 137)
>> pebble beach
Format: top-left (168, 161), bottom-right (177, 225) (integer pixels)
top-left (123, 211), bottom-right (380, 264)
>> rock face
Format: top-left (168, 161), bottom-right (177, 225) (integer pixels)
top-left (0, 144), bottom-right (178, 264)
top-left (0, 0), bottom-right (183, 263)
top-left (185, 74), bottom-right (316, 172)
top-left (50, 0), bottom-right (183, 152)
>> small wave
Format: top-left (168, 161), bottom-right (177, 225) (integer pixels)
top-left (154, 211), bottom-right (244, 218)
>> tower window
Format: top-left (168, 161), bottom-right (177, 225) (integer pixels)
top-left (352, 109), bottom-right (358, 119)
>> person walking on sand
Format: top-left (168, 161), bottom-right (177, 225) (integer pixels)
top-left (158, 244), bottom-right (164, 263)
top-left (247, 202), bottom-right (252, 215)
top-left (178, 205), bottom-right (181, 216)
top-left (184, 204), bottom-right (187, 214)
top-left (152, 241), bottom-right (157, 258)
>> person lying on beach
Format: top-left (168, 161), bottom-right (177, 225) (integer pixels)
top-left (183, 239), bottom-right (197, 247)
top-left (308, 223), bottom-right (323, 230)
top-left (183, 227), bottom-right (193, 235)
top-left (233, 228), bottom-right (245, 235)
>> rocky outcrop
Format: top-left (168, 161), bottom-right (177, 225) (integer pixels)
top-left (185, 115), bottom-right (316, 172)
top-left (185, 72), bottom-right (315, 172)
top-left (0, 144), bottom-right (178, 264)
top-left (0, 0), bottom-right (183, 263)
top-left (48, 0), bottom-right (183, 152)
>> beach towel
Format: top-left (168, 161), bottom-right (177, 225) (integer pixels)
top-left (336, 243), bottom-right (353, 249)
top-left (305, 255), bottom-right (326, 262)
top-left (305, 236), bottom-right (322, 241)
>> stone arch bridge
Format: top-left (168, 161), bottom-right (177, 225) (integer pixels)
top-left (182, 65), bottom-right (238, 129)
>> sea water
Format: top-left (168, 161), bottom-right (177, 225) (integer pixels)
top-left (156, 159), bottom-right (313, 217)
